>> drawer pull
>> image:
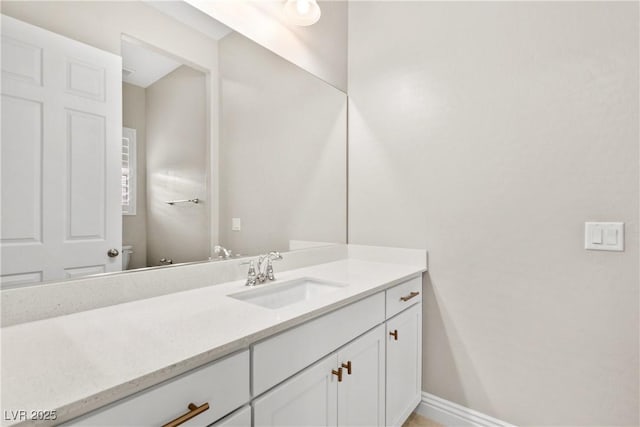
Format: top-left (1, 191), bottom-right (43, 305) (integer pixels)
top-left (332, 367), bottom-right (343, 382)
top-left (400, 291), bottom-right (420, 302)
top-left (162, 402), bottom-right (210, 427)
top-left (341, 361), bottom-right (352, 375)
top-left (389, 329), bottom-right (398, 341)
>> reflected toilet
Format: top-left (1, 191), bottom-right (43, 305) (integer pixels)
top-left (122, 245), bottom-right (134, 270)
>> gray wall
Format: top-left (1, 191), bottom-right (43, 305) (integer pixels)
top-left (122, 83), bottom-right (148, 269)
top-left (146, 66), bottom-right (209, 266)
top-left (219, 31), bottom-right (347, 256)
top-left (348, 2), bottom-right (639, 425)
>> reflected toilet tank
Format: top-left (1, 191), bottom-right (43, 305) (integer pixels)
top-left (122, 245), bottom-right (134, 270)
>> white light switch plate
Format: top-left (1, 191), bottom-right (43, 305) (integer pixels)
top-left (232, 218), bottom-right (241, 231)
top-left (585, 222), bottom-right (624, 251)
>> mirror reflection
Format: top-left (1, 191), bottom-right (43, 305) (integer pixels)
top-left (121, 39), bottom-right (210, 270)
top-left (218, 31), bottom-right (347, 257)
top-left (0, 3), bottom-right (347, 287)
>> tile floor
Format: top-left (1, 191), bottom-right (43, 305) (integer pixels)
top-left (402, 412), bottom-right (443, 427)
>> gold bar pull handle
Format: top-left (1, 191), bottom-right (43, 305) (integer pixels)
top-left (162, 402), bottom-right (210, 427)
top-left (341, 361), bottom-right (352, 375)
top-left (400, 291), bottom-right (420, 302)
top-left (389, 329), bottom-right (398, 341)
top-left (332, 367), bottom-right (343, 382)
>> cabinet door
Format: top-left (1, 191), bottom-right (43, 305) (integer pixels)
top-left (386, 304), bottom-right (422, 427)
top-left (337, 324), bottom-right (386, 427)
top-left (253, 354), bottom-right (338, 427)
top-left (212, 406), bottom-right (251, 426)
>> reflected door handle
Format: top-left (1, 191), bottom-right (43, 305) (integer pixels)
top-left (107, 248), bottom-right (119, 258)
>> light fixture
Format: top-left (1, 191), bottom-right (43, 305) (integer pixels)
top-left (283, 0), bottom-right (321, 26)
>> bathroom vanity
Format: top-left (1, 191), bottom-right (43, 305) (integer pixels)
top-left (1, 247), bottom-right (426, 427)
top-left (1, 6), bottom-right (423, 427)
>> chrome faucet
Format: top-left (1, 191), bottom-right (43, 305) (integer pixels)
top-left (246, 251), bottom-right (283, 286)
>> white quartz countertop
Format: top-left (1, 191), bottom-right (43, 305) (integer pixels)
top-left (1, 258), bottom-right (425, 426)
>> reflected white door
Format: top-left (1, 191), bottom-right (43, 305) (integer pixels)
top-left (0, 15), bottom-right (122, 287)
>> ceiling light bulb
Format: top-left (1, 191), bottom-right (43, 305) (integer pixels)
top-left (283, 0), bottom-right (321, 26)
top-left (296, 0), bottom-right (311, 15)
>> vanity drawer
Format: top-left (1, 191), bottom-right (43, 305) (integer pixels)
top-left (252, 292), bottom-right (385, 396)
top-left (67, 350), bottom-right (250, 426)
top-left (386, 275), bottom-right (422, 319)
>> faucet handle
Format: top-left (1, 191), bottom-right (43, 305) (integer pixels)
top-left (266, 260), bottom-right (275, 281)
top-left (266, 251), bottom-right (283, 281)
top-left (245, 261), bottom-right (257, 286)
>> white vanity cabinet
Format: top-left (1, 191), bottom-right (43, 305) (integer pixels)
top-left (253, 354), bottom-right (338, 426)
top-left (252, 293), bottom-right (386, 396)
top-left (65, 274), bottom-right (423, 427)
top-left (253, 325), bottom-right (386, 427)
top-left (66, 350), bottom-right (250, 426)
top-left (385, 278), bottom-right (423, 427)
top-left (211, 406), bottom-right (252, 426)
top-left (253, 274), bottom-right (422, 427)
top-left (336, 324), bottom-right (386, 426)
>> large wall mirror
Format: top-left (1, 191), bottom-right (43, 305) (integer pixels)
top-left (0, 1), bottom-right (347, 288)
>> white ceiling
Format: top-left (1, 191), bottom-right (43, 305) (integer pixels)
top-left (144, 0), bottom-right (234, 41)
top-left (123, 1), bottom-right (236, 88)
top-left (121, 39), bottom-right (183, 88)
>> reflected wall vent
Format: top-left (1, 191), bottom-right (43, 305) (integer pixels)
top-left (122, 67), bottom-right (135, 78)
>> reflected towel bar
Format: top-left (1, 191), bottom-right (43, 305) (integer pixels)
top-left (165, 198), bottom-right (200, 205)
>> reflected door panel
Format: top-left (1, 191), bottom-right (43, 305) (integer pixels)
top-left (0, 15), bottom-right (122, 287)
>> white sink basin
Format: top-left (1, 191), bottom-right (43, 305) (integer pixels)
top-left (228, 277), bottom-right (347, 309)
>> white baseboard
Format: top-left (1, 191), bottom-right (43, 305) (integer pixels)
top-left (415, 392), bottom-right (516, 427)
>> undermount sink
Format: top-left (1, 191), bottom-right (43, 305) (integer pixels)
top-left (228, 277), bottom-right (347, 309)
